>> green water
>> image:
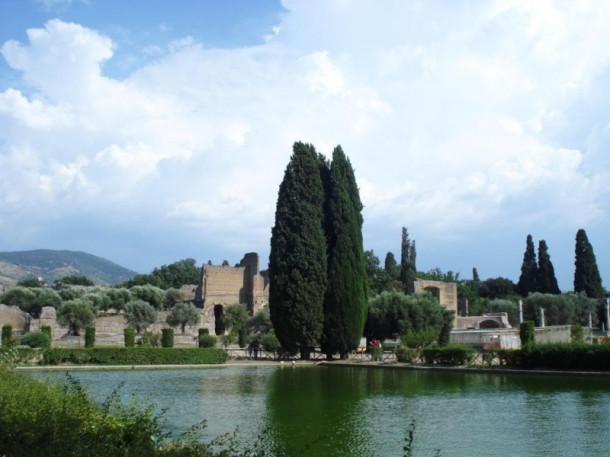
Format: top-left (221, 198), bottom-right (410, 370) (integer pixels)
top-left (30, 366), bottom-right (610, 457)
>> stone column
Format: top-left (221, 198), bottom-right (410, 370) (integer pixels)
top-left (539, 308), bottom-right (545, 328)
top-left (518, 300), bottom-right (523, 324)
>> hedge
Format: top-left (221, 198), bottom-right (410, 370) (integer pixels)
top-left (124, 328), bottom-right (135, 347)
top-left (85, 326), bottom-right (95, 348)
top-left (423, 344), bottom-right (475, 365)
top-left (520, 343), bottom-right (610, 371)
top-left (42, 347), bottom-right (228, 366)
top-left (161, 328), bottom-right (174, 348)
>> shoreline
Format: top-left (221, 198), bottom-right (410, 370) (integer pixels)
top-left (15, 359), bottom-right (610, 377)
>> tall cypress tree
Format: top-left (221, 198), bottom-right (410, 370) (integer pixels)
top-left (384, 252), bottom-right (398, 279)
top-left (269, 142), bottom-right (327, 359)
top-left (321, 146), bottom-right (367, 359)
top-left (517, 234), bottom-right (538, 297)
top-left (400, 227), bottom-right (416, 294)
top-left (537, 240), bottom-right (560, 294)
top-left (574, 229), bottom-right (604, 298)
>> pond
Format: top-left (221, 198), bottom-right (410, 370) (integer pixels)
top-left (29, 365), bottom-right (610, 457)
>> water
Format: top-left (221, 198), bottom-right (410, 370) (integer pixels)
top-left (28, 365), bottom-right (610, 457)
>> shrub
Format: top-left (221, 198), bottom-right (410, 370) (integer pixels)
top-left (423, 344), bottom-right (475, 365)
top-left (238, 328), bottom-right (247, 348)
top-left (2, 325), bottom-right (13, 348)
top-left (85, 326), bottom-right (95, 348)
top-left (520, 343), bottom-right (610, 371)
top-left (22, 331), bottom-right (51, 348)
top-left (41, 326), bottom-right (52, 341)
top-left (139, 331), bottom-right (161, 347)
top-left (199, 328), bottom-right (209, 336)
top-left (570, 323), bottom-right (584, 343)
top-left (198, 334), bottom-right (217, 348)
top-left (161, 328), bottom-right (174, 348)
top-left (396, 346), bottom-right (418, 363)
top-left (124, 328), bottom-right (135, 347)
top-left (369, 346), bottom-right (383, 361)
top-left (259, 333), bottom-right (281, 354)
top-left (519, 321), bottom-right (535, 346)
top-left (41, 347), bottom-right (228, 365)
top-left (401, 328), bottom-right (437, 349)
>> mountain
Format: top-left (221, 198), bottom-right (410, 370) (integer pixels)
top-left (0, 250), bottom-right (138, 287)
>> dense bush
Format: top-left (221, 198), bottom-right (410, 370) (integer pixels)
top-left (423, 344), bottom-right (475, 365)
top-left (396, 346), bottom-right (418, 363)
top-left (2, 325), bottom-right (13, 348)
top-left (161, 328), bottom-right (174, 348)
top-left (22, 331), bottom-right (51, 349)
top-left (42, 347), bottom-right (228, 365)
top-left (0, 366), bottom-right (247, 456)
top-left (124, 328), bottom-right (135, 347)
top-left (259, 333), bottom-right (281, 353)
top-left (520, 343), bottom-right (610, 371)
top-left (481, 348), bottom-right (522, 367)
top-left (520, 321), bottom-right (535, 346)
top-left (85, 326), bottom-right (95, 348)
top-left (369, 346), bottom-right (383, 361)
top-left (198, 334), bottom-right (217, 348)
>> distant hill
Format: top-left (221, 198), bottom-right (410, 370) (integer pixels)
top-left (0, 250), bottom-right (138, 287)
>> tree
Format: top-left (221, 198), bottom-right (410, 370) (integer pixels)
top-left (399, 227), bottom-right (416, 294)
top-left (472, 268), bottom-right (480, 282)
top-left (129, 285), bottom-right (165, 310)
top-left (163, 288), bottom-right (183, 309)
top-left (384, 252), bottom-right (398, 279)
top-left (269, 142), bottom-right (327, 359)
top-left (517, 234), bottom-right (538, 297)
top-left (17, 278), bottom-right (45, 287)
top-left (478, 277), bottom-right (517, 299)
top-left (574, 229), bottom-right (604, 298)
top-left (57, 299), bottom-right (96, 336)
top-left (55, 275), bottom-right (94, 286)
top-left (0, 287), bottom-right (36, 314)
top-left (124, 300), bottom-right (158, 334)
top-left (224, 304), bottom-right (249, 345)
top-left (321, 146), bottom-right (367, 359)
top-left (121, 258), bottom-right (200, 289)
top-left (103, 288), bottom-right (133, 313)
top-left (247, 307), bottom-right (273, 335)
top-left (537, 240), bottom-right (560, 294)
top-left (165, 302), bottom-right (200, 333)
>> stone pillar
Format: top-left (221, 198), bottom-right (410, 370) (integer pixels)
top-left (539, 308), bottom-right (545, 328)
top-left (518, 300), bottom-right (523, 324)
top-left (588, 312), bottom-right (593, 329)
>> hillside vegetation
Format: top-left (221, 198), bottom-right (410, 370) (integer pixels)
top-left (0, 250), bottom-right (137, 286)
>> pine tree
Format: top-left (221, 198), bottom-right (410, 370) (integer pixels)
top-left (269, 142), bottom-right (327, 359)
top-left (400, 227), bottom-right (417, 294)
top-left (574, 229), bottom-right (604, 298)
top-left (472, 267), bottom-right (480, 282)
top-left (321, 146), bottom-right (367, 359)
top-left (537, 240), bottom-right (560, 294)
top-left (517, 234), bottom-right (538, 297)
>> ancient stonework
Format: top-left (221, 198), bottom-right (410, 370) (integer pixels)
top-left (195, 253), bottom-right (269, 335)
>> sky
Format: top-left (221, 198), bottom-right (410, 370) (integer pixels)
top-left (0, 0), bottom-right (608, 291)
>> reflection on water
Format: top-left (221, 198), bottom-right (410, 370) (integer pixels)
top-left (28, 366), bottom-right (610, 457)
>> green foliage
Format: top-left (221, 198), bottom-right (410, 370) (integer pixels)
top-left (519, 321), bottom-right (536, 346)
top-left (161, 328), bottom-right (174, 348)
top-left (366, 291), bottom-right (448, 342)
top-left (85, 326), bottom-right (95, 348)
top-left (23, 330), bottom-right (51, 348)
top-left (369, 346), bottom-right (383, 361)
top-left (58, 287), bottom-right (85, 301)
top-left (57, 299), bottom-right (96, 336)
top-left (198, 334), bottom-right (217, 348)
top-left (166, 302), bottom-right (200, 333)
top-left (481, 348), bottom-right (522, 366)
top-left (364, 250), bottom-right (394, 295)
top-left (124, 328), bottom-right (135, 347)
top-left (56, 275), bottom-right (94, 286)
top-left (520, 343), bottom-right (610, 370)
top-left (399, 227), bottom-right (417, 294)
top-left (396, 346), bottom-right (418, 363)
top-left (121, 258), bottom-right (201, 290)
top-left (522, 293), bottom-right (597, 326)
top-left (485, 299), bottom-right (519, 326)
top-left (570, 323), bottom-right (584, 343)
top-left (259, 332), bottom-right (281, 353)
top-left (163, 288), bottom-right (183, 309)
top-left (103, 287), bottom-right (133, 312)
top-left (537, 240), bottom-right (560, 294)
top-left (574, 229), bottom-right (604, 298)
top-left (33, 288), bottom-right (62, 310)
top-left (124, 299), bottom-right (158, 334)
top-left (130, 285), bottom-right (166, 310)
top-left (437, 310), bottom-right (454, 347)
top-left (41, 325), bottom-right (52, 340)
top-left (237, 328), bottom-right (247, 348)
top-left (224, 303), bottom-right (249, 336)
top-left (2, 325), bottom-right (13, 348)
top-left (478, 277), bottom-right (517, 299)
top-left (246, 307), bottom-right (273, 335)
top-left (418, 267), bottom-right (460, 282)
top-left (422, 344), bottom-right (475, 365)
top-left (138, 331), bottom-right (161, 347)
top-left (269, 142), bottom-right (328, 359)
top-left (199, 328), bottom-right (209, 336)
top-left (322, 146), bottom-right (367, 359)
top-left (401, 328), bottom-right (437, 350)
top-left (41, 347), bottom-right (228, 365)
top-left (517, 234), bottom-right (538, 297)
top-left (220, 334), bottom-right (235, 348)
top-left (0, 286), bottom-right (36, 312)
top-left (17, 277), bottom-right (45, 287)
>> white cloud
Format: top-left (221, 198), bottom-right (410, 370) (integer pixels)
top-left (1, 2), bottom-right (609, 286)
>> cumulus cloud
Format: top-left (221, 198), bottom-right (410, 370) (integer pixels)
top-left (0, 1), bottom-right (609, 285)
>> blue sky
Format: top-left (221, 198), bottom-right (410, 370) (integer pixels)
top-left (0, 0), bottom-right (608, 291)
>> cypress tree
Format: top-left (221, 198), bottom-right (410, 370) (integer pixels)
top-left (472, 267), bottom-right (480, 282)
top-left (517, 234), bottom-right (538, 297)
top-left (269, 142), bottom-right (327, 359)
top-left (384, 252), bottom-right (398, 279)
top-left (574, 229), bottom-right (604, 298)
top-left (400, 227), bottom-right (417, 294)
top-left (537, 240), bottom-right (560, 294)
top-left (321, 146), bottom-right (367, 359)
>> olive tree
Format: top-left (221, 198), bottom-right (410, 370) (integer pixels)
top-left (166, 302), bottom-right (199, 333)
top-left (124, 300), bottom-right (158, 334)
top-left (57, 299), bottom-right (96, 336)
